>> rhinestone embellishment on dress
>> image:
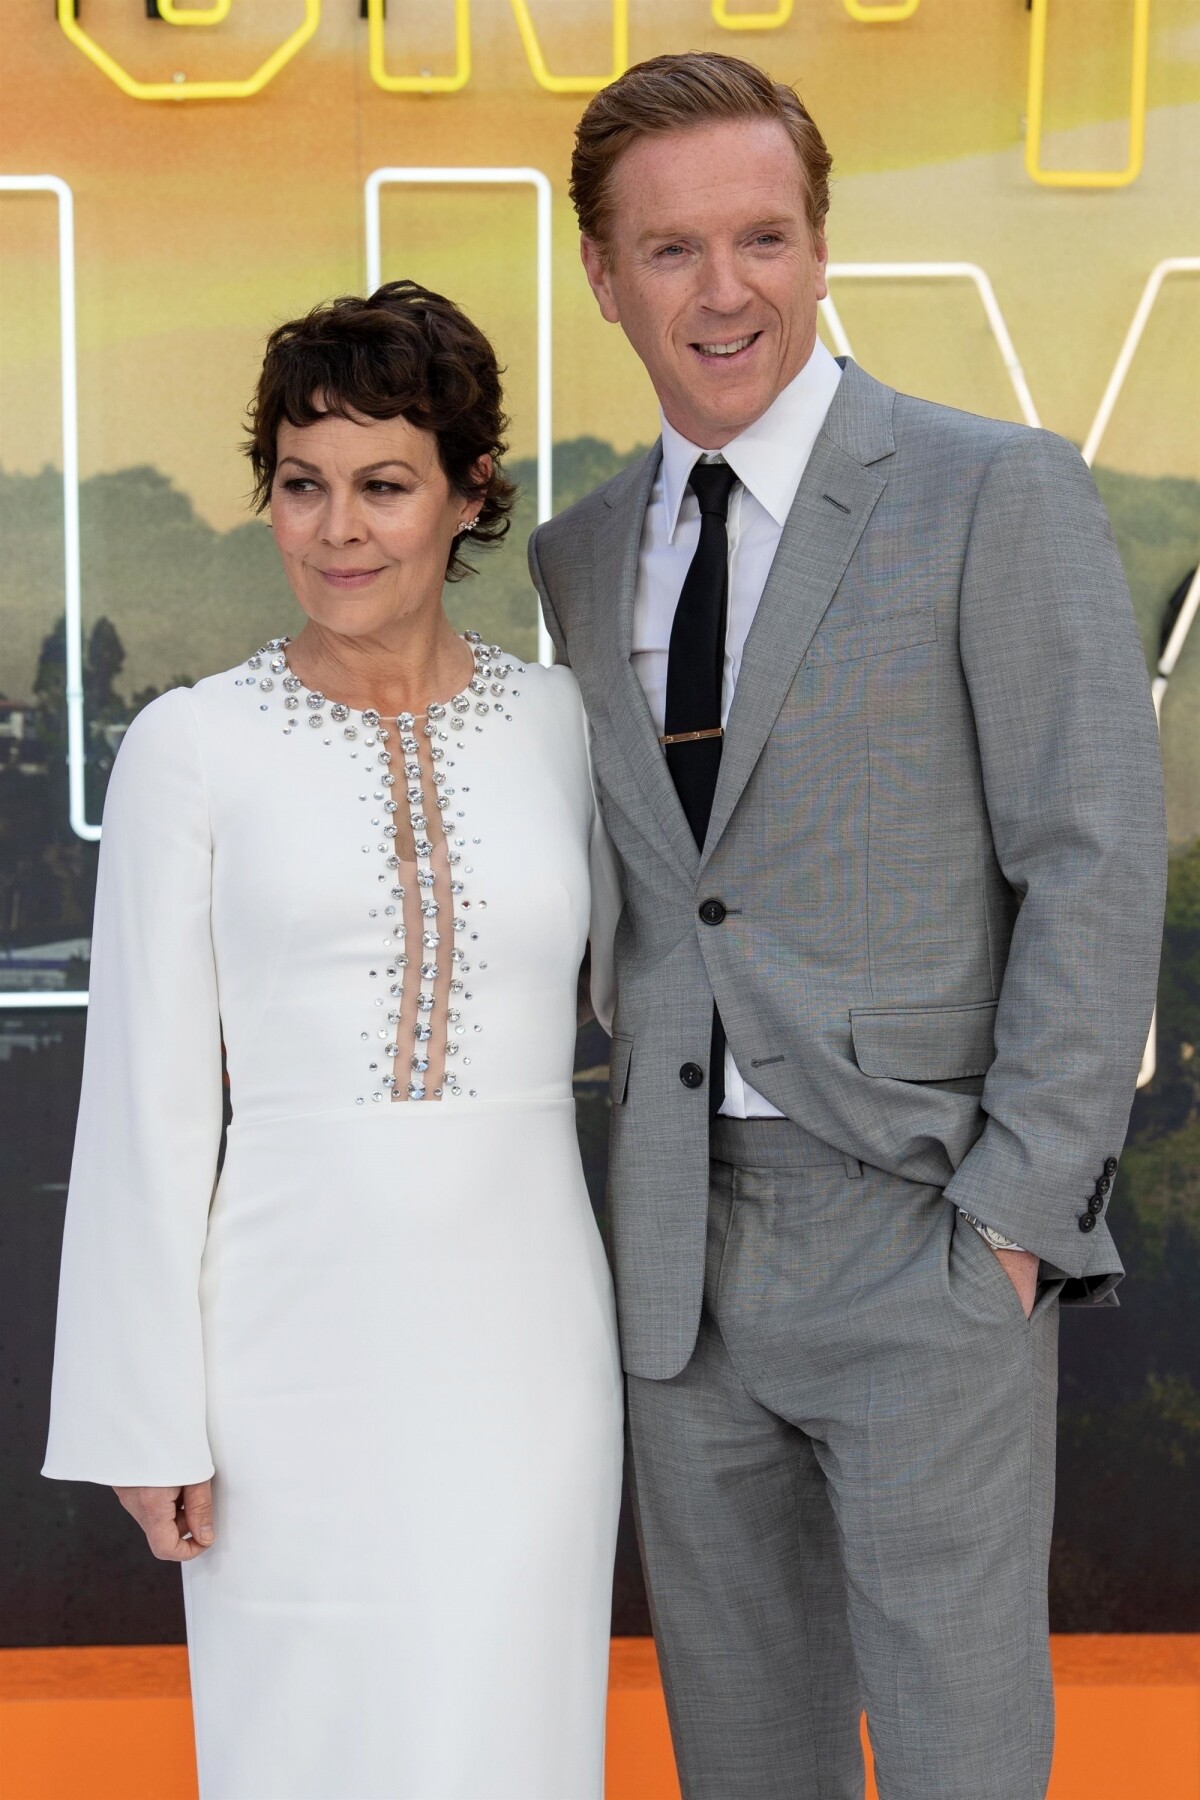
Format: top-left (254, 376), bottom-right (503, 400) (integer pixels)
top-left (241, 632), bottom-right (519, 1108)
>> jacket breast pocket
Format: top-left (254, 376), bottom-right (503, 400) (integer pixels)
top-left (804, 602), bottom-right (937, 666)
top-left (609, 1034), bottom-right (633, 1105)
top-left (850, 1000), bottom-right (997, 1081)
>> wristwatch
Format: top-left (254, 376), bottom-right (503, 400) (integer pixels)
top-left (958, 1209), bottom-right (1027, 1254)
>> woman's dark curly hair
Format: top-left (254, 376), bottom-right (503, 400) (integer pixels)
top-left (245, 280), bottom-right (516, 581)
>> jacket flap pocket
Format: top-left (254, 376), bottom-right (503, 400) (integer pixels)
top-left (850, 1001), bottom-right (997, 1081)
top-left (805, 603), bottom-right (936, 666)
top-left (609, 1034), bottom-right (633, 1104)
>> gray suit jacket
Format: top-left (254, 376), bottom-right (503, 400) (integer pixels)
top-left (530, 359), bottom-right (1166, 1380)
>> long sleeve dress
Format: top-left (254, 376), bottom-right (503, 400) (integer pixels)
top-left (43, 632), bottom-right (625, 1800)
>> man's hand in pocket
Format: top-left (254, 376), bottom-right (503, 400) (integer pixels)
top-left (994, 1247), bottom-right (1040, 1319)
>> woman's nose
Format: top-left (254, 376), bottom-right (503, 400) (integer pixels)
top-left (320, 491), bottom-right (366, 545)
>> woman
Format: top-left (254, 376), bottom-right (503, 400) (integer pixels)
top-left (43, 281), bottom-right (624, 1799)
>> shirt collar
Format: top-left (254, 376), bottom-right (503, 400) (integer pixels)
top-left (658, 338), bottom-right (843, 541)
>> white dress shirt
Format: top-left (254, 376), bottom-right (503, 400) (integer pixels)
top-left (631, 338), bottom-right (842, 1117)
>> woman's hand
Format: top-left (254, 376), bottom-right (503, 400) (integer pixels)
top-left (114, 1481), bottom-right (215, 1560)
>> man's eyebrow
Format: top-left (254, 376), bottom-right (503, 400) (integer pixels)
top-left (635, 216), bottom-right (796, 246)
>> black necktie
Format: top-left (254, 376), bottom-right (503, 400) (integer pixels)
top-left (663, 459), bottom-right (738, 1113)
top-left (663, 460), bottom-right (739, 847)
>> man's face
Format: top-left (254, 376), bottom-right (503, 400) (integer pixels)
top-left (581, 118), bottom-right (828, 449)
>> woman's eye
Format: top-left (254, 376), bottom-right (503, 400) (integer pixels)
top-left (281, 478), bottom-right (317, 494)
top-left (365, 480), bottom-right (405, 494)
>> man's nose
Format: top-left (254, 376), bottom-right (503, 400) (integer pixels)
top-left (698, 249), bottom-right (753, 315)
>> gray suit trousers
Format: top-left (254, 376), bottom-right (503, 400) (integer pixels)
top-left (627, 1119), bottom-right (1060, 1800)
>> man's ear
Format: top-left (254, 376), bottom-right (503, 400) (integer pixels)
top-left (813, 229), bottom-right (829, 305)
top-left (580, 235), bottom-right (621, 325)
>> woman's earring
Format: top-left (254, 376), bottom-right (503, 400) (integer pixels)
top-left (456, 518), bottom-right (478, 535)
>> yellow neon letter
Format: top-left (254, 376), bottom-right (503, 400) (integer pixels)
top-left (1025, 0), bottom-right (1150, 188)
top-left (155, 0), bottom-right (234, 23)
top-left (843, 0), bottom-right (920, 20)
top-left (711, 0), bottom-right (794, 31)
top-left (506, 0), bottom-right (628, 95)
top-left (367, 0), bottom-right (471, 94)
top-left (56, 0), bottom-right (320, 102)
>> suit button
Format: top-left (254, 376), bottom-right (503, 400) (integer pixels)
top-left (698, 899), bottom-right (727, 926)
top-left (1079, 1211), bottom-right (1097, 1233)
top-left (679, 1062), bottom-right (705, 1089)
top-left (1104, 1157), bottom-right (1118, 1176)
top-left (1095, 1174), bottom-right (1111, 1196)
top-left (1088, 1194), bottom-right (1105, 1215)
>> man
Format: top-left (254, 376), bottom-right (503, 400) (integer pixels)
top-left (529, 51), bottom-right (1165, 1800)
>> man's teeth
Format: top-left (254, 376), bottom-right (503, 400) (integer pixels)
top-left (697, 335), bottom-right (756, 357)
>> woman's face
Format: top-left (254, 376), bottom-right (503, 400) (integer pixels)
top-left (270, 407), bottom-right (482, 639)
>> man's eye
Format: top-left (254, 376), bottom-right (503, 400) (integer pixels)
top-left (657, 244), bottom-right (686, 259)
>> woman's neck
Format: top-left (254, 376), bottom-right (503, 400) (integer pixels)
top-left (285, 613), bottom-right (475, 717)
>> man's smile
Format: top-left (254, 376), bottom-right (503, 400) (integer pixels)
top-left (690, 330), bottom-right (763, 364)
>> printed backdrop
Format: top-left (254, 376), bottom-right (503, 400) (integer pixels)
top-left (1, 0), bottom-right (1198, 1642)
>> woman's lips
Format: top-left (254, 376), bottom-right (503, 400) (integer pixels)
top-left (317, 567), bottom-right (384, 589)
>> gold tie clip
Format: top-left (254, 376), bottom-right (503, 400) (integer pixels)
top-left (658, 726), bottom-right (724, 746)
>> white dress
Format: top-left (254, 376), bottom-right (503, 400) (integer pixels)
top-left (43, 634), bottom-right (625, 1800)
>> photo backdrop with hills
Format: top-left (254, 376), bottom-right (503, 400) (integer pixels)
top-left (3, 445), bottom-right (1199, 834)
top-left (1, 443), bottom-right (1198, 1639)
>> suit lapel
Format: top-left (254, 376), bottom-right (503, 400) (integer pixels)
top-left (581, 361), bottom-right (897, 882)
top-left (589, 448), bottom-right (700, 885)
top-left (701, 362), bottom-right (895, 867)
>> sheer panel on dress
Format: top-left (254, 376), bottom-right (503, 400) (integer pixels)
top-left (389, 713), bottom-right (454, 1102)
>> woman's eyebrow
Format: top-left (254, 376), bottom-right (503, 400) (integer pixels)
top-left (356, 460), bottom-right (420, 478)
top-left (276, 456), bottom-right (419, 477)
